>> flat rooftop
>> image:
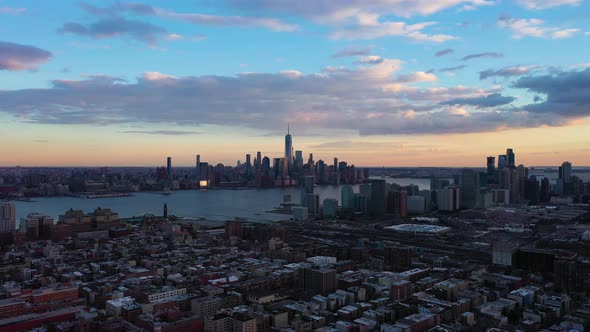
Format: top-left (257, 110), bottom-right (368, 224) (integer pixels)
top-left (385, 224), bottom-right (450, 233)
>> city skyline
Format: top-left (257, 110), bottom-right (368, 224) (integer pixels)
top-left (1, 1), bottom-right (590, 166)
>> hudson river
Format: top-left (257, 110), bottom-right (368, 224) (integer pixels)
top-left (13, 178), bottom-right (432, 225)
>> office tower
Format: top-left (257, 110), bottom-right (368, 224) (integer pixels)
top-left (0, 201), bottom-right (16, 233)
top-left (540, 177), bottom-right (550, 202)
top-left (245, 154), bottom-right (251, 167)
top-left (560, 161), bottom-right (572, 182)
top-left (262, 157), bottom-right (271, 176)
top-left (353, 193), bottom-right (369, 214)
top-left (285, 126), bottom-right (293, 175)
top-left (486, 156), bottom-right (496, 176)
top-left (273, 158), bottom-right (281, 178)
top-left (303, 176), bottom-right (314, 195)
top-left (370, 179), bottom-right (387, 218)
top-left (196, 155), bottom-right (200, 179)
top-left (501, 167), bottom-right (511, 190)
top-left (384, 244), bottom-right (411, 271)
top-left (295, 150), bottom-right (303, 167)
top-left (386, 190), bottom-right (407, 217)
top-left (460, 169), bottom-right (480, 209)
top-left (517, 165), bottom-right (527, 201)
top-left (436, 187), bottom-right (460, 211)
top-left (304, 194), bottom-right (320, 218)
top-left (166, 157), bottom-right (172, 177)
top-left (304, 268), bottom-right (336, 295)
top-left (256, 151), bottom-right (261, 170)
top-left (341, 185), bottom-right (354, 209)
top-left (498, 155), bottom-right (507, 170)
top-left (360, 183), bottom-right (372, 200)
top-left (407, 195), bottom-right (426, 214)
top-left (317, 160), bottom-right (326, 184)
top-left (510, 168), bottom-right (519, 203)
top-left (492, 189), bottom-right (510, 205)
top-left (419, 190), bottom-right (433, 211)
top-left (308, 153), bottom-right (314, 166)
top-left (333, 158), bottom-right (338, 170)
top-left (323, 198), bottom-right (338, 218)
top-left (525, 176), bottom-right (540, 205)
top-left (507, 148), bottom-right (515, 168)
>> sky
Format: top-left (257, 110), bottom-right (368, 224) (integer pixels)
top-left (1, 0), bottom-right (590, 167)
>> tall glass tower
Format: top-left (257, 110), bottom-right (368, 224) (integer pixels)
top-left (285, 125), bottom-right (293, 177)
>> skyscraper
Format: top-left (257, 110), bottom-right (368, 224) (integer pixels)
top-left (285, 125), bottom-right (293, 176)
top-left (506, 148), bottom-right (515, 168)
top-left (498, 155), bottom-right (507, 170)
top-left (369, 179), bottom-right (387, 218)
top-left (460, 169), bottom-right (480, 209)
top-left (0, 201), bottom-right (16, 233)
top-left (341, 185), bottom-right (354, 209)
top-left (560, 161), bottom-right (572, 182)
top-left (486, 156), bottom-right (496, 176)
top-left (196, 155), bottom-right (200, 179)
top-left (166, 157), bottom-right (172, 178)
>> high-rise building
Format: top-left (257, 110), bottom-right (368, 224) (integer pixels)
top-left (436, 187), bottom-right (460, 211)
top-left (460, 169), bottom-right (480, 209)
top-left (506, 148), bottom-right (515, 168)
top-left (166, 157), bottom-right (172, 177)
top-left (0, 201), bottom-right (16, 233)
top-left (323, 198), bottom-right (338, 218)
top-left (285, 126), bottom-right (293, 176)
top-left (256, 151), bottom-right (261, 167)
top-left (304, 194), bottom-right (319, 218)
top-left (360, 183), bottom-right (372, 200)
top-left (525, 175), bottom-right (540, 205)
top-left (295, 150), bottom-right (303, 168)
top-left (353, 193), bottom-right (369, 214)
top-left (486, 156), bottom-right (496, 176)
top-left (262, 157), bottom-right (271, 176)
top-left (540, 177), bottom-right (551, 202)
top-left (196, 155), bottom-right (200, 179)
top-left (498, 155), bottom-right (507, 170)
top-left (560, 161), bottom-right (572, 183)
top-left (341, 185), bottom-right (354, 209)
top-left (369, 179), bottom-right (387, 218)
top-left (386, 190), bottom-right (407, 217)
top-left (500, 167), bottom-right (511, 190)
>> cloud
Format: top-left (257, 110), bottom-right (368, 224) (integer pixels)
top-left (440, 93), bottom-right (516, 108)
top-left (435, 48), bottom-right (454, 57)
top-left (80, 2), bottom-right (299, 32)
top-left (0, 58), bottom-right (577, 136)
top-left (439, 65), bottom-right (467, 72)
top-left (396, 71), bottom-right (437, 83)
top-left (515, 0), bottom-right (581, 10)
top-left (228, 0), bottom-right (494, 19)
top-left (480, 65), bottom-right (537, 80)
top-left (461, 52), bottom-right (503, 61)
top-left (121, 130), bottom-right (201, 135)
top-left (498, 16), bottom-right (580, 39)
top-left (332, 46), bottom-right (373, 58)
top-left (330, 20), bottom-right (456, 42)
top-left (513, 68), bottom-right (590, 117)
top-left (355, 55), bottom-right (384, 64)
top-left (59, 17), bottom-right (169, 45)
top-left (0, 7), bottom-right (26, 14)
top-left (0, 41), bottom-right (52, 71)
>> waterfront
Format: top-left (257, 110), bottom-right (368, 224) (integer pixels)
top-left (12, 178), bottom-right (433, 225)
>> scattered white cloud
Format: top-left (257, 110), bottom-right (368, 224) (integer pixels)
top-left (498, 16), bottom-right (580, 39)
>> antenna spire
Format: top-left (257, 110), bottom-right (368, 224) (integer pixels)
top-left (288, 123), bottom-right (290, 135)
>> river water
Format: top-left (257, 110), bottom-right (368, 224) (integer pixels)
top-left (13, 178), bottom-right (432, 225)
